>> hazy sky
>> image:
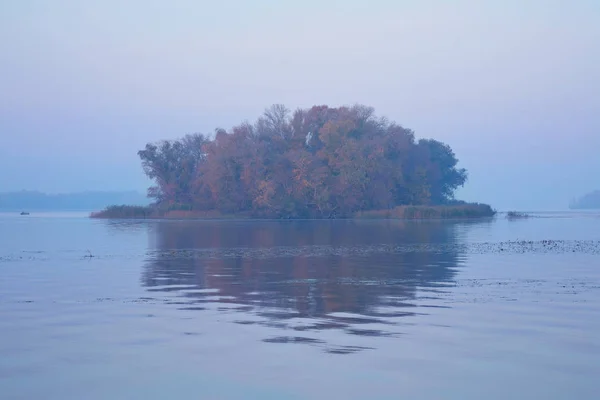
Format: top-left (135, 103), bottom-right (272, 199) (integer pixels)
top-left (1, 0), bottom-right (598, 210)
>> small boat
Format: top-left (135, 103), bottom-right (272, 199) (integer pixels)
top-left (20, 211), bottom-right (30, 215)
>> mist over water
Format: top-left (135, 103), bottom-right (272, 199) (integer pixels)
top-left (2, 1), bottom-right (599, 210)
top-left (2, 2), bottom-right (599, 397)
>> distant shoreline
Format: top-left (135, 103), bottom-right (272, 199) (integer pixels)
top-left (89, 203), bottom-right (496, 220)
top-left (0, 190), bottom-right (149, 212)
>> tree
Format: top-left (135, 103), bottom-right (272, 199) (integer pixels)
top-left (416, 139), bottom-right (467, 204)
top-left (137, 133), bottom-right (208, 207)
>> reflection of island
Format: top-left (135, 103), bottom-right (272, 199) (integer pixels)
top-left (141, 220), bottom-right (471, 322)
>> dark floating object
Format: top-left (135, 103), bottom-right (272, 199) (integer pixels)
top-left (506, 211), bottom-right (529, 219)
top-left (20, 211), bottom-right (30, 215)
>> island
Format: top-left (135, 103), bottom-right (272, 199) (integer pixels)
top-left (569, 190), bottom-right (600, 210)
top-left (91, 104), bottom-right (495, 220)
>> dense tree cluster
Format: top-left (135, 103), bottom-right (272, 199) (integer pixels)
top-left (137, 104), bottom-right (468, 218)
top-left (569, 190), bottom-right (600, 209)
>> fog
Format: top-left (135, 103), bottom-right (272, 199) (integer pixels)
top-left (1, 0), bottom-right (598, 210)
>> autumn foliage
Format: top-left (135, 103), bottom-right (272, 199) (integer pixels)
top-left (136, 104), bottom-right (472, 219)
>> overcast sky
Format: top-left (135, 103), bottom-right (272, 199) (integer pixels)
top-left (1, 0), bottom-right (598, 210)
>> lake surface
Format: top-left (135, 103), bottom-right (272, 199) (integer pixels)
top-left (1, 212), bottom-right (599, 399)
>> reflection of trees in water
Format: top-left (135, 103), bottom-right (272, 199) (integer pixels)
top-left (99, 220), bottom-right (150, 236)
top-left (141, 220), bottom-right (475, 319)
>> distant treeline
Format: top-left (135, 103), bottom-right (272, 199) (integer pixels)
top-left (0, 190), bottom-right (149, 211)
top-left (102, 104), bottom-right (493, 219)
top-left (570, 190), bottom-right (600, 209)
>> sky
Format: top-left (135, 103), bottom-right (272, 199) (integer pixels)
top-left (1, 0), bottom-right (599, 210)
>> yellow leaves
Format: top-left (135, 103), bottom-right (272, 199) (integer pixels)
top-left (254, 180), bottom-right (276, 209)
top-left (318, 119), bottom-right (356, 147)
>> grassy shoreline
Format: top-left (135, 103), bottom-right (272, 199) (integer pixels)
top-left (354, 203), bottom-right (496, 219)
top-left (90, 203), bottom-right (496, 220)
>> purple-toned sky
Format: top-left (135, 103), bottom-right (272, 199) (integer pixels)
top-left (1, 0), bottom-right (598, 210)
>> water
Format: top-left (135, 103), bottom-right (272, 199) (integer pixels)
top-left (1, 212), bottom-right (599, 399)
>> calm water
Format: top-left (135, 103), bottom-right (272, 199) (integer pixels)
top-left (1, 212), bottom-right (599, 399)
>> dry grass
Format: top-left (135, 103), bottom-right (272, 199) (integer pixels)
top-left (90, 205), bottom-right (246, 219)
top-left (90, 205), bottom-right (154, 219)
top-left (91, 203), bottom-right (496, 220)
top-left (354, 203), bottom-right (496, 220)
